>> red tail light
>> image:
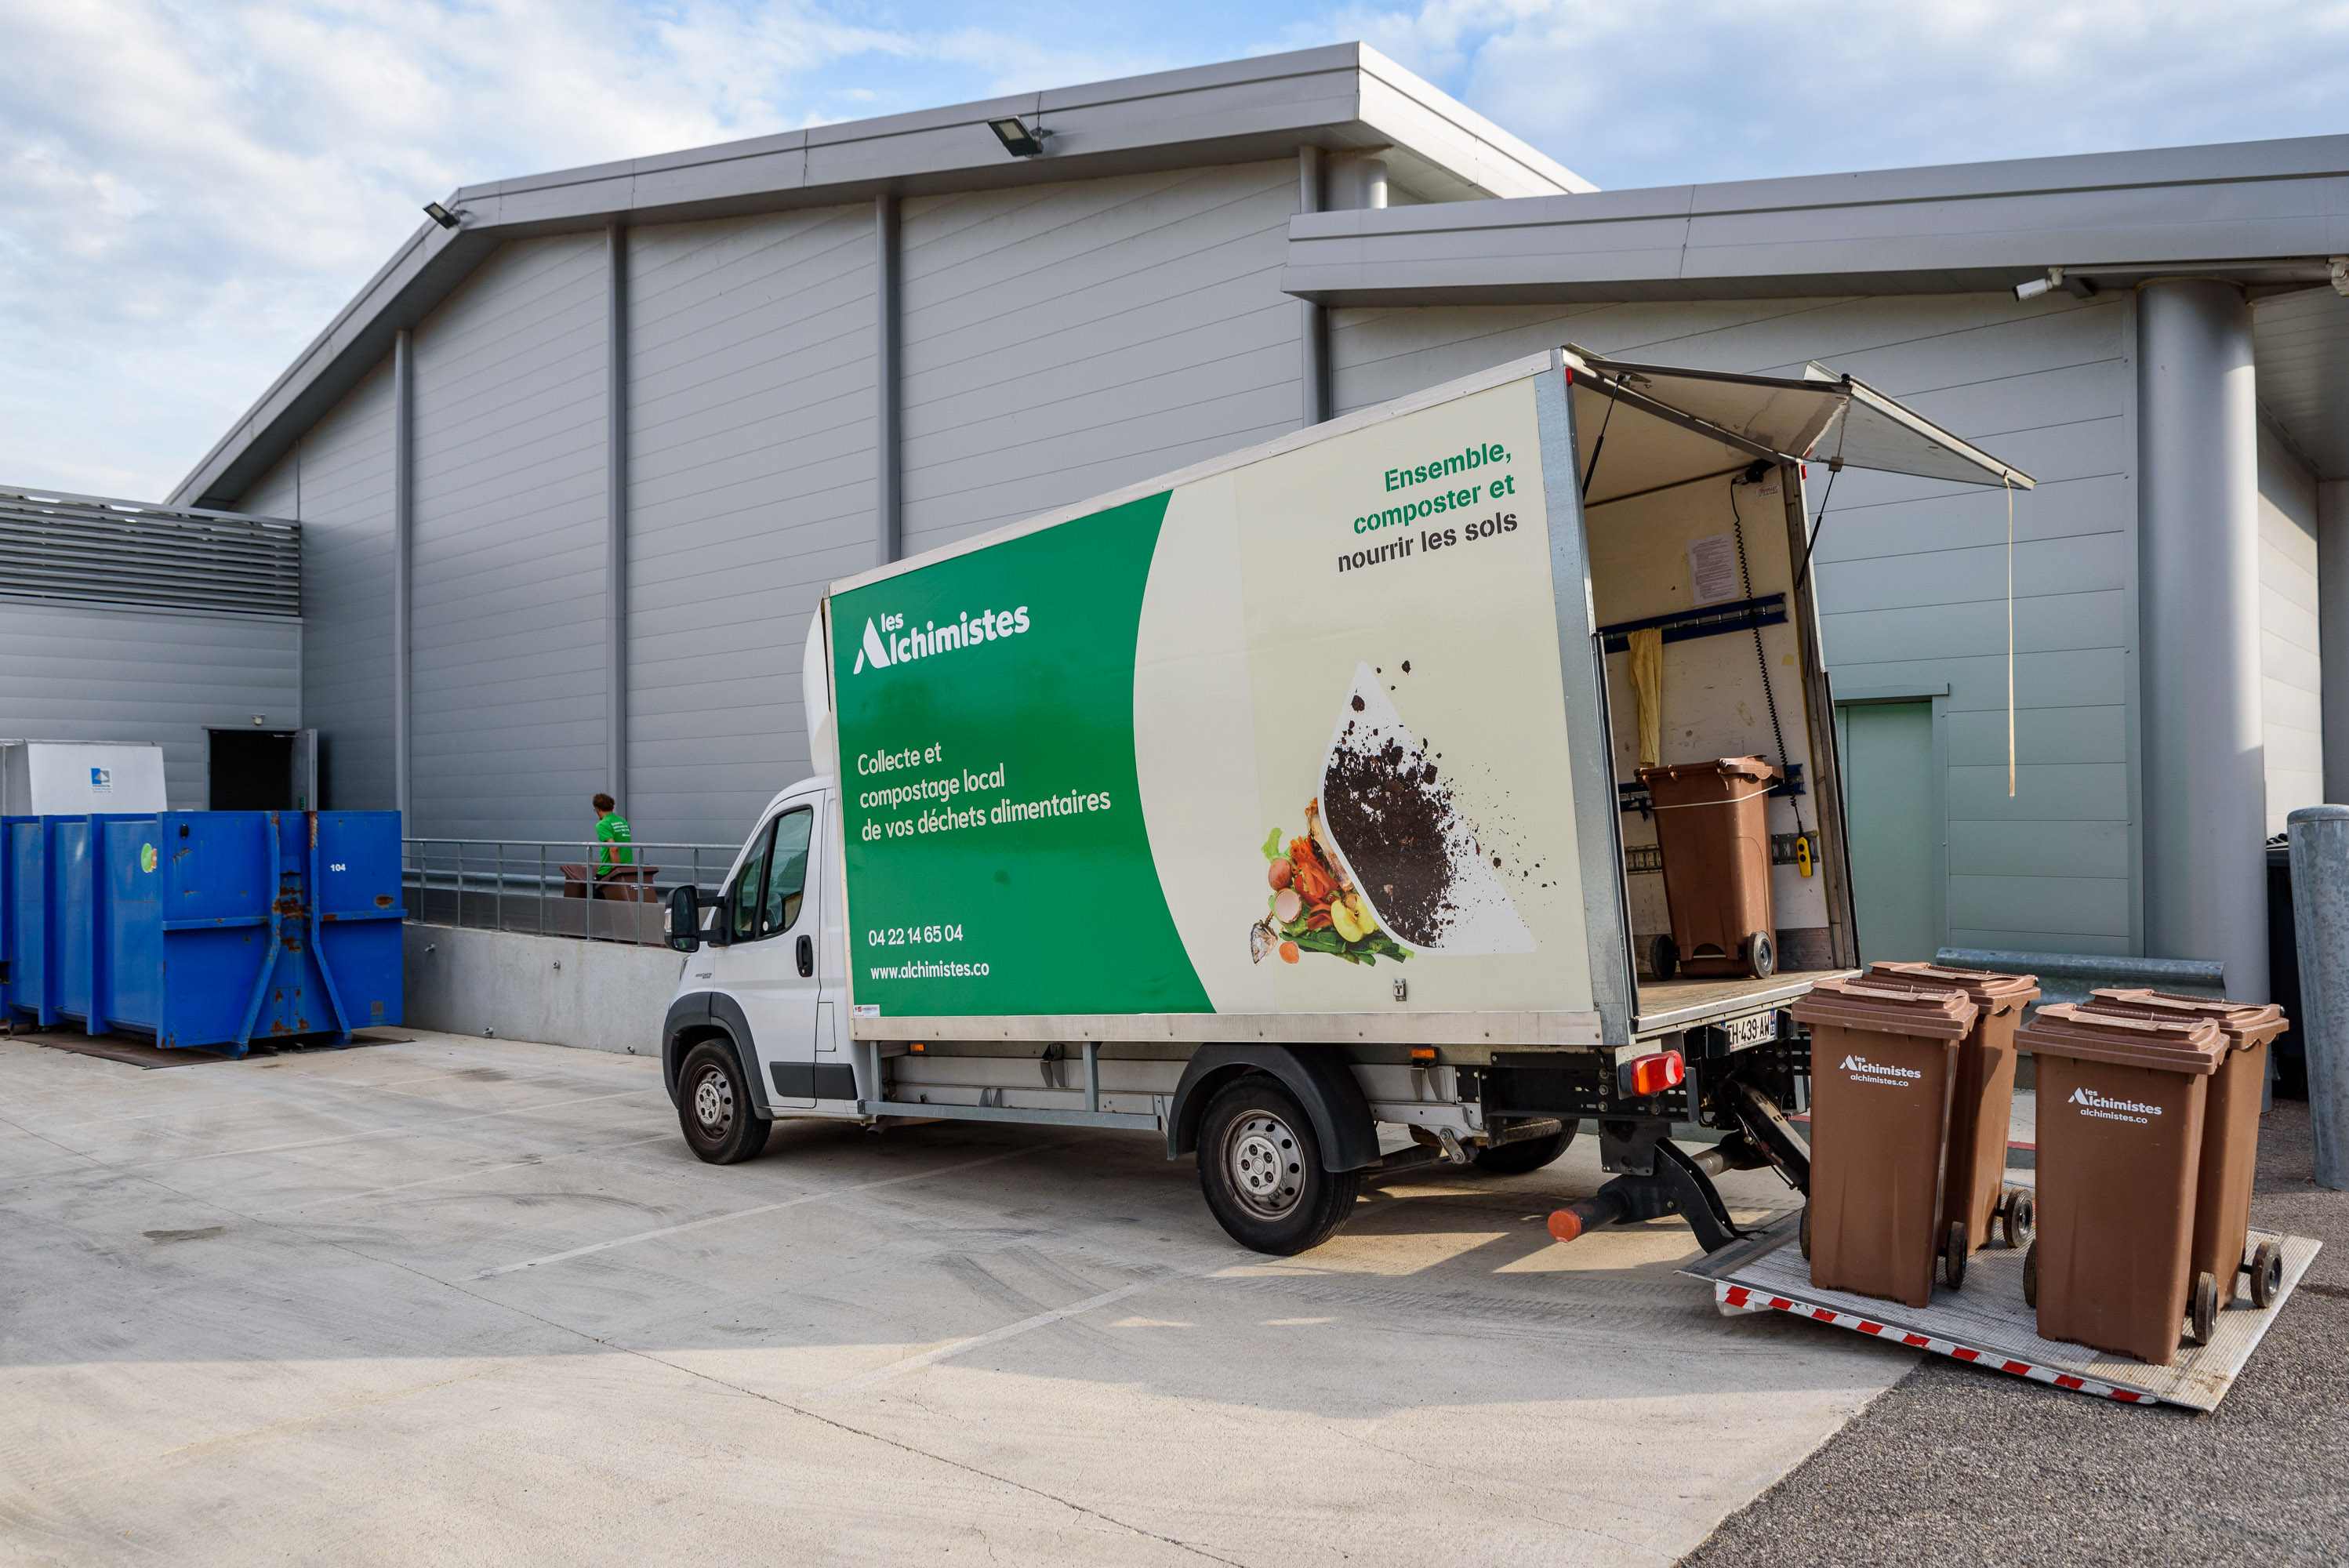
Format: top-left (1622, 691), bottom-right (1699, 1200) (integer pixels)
top-left (1624, 1050), bottom-right (1686, 1098)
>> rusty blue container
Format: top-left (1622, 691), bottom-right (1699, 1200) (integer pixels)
top-left (2, 811), bottom-right (402, 1054)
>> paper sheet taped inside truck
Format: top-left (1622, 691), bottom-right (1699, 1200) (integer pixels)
top-left (1638, 757), bottom-right (1781, 979)
top-left (1, 811), bottom-right (404, 1054)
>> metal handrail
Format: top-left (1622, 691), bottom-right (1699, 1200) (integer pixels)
top-left (401, 836), bottom-right (739, 946)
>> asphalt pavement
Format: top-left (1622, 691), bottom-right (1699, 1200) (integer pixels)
top-left (1682, 1099), bottom-right (2349, 1566)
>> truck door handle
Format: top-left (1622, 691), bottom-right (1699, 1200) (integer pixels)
top-left (797, 935), bottom-right (814, 978)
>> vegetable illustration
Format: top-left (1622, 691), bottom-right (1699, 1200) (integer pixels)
top-left (1247, 804), bottom-right (1410, 967)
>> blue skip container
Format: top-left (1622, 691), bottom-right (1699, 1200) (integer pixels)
top-left (2, 811), bottom-right (404, 1055)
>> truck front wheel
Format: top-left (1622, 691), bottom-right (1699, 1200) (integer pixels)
top-left (677, 1039), bottom-right (772, 1164)
top-left (1197, 1076), bottom-right (1361, 1255)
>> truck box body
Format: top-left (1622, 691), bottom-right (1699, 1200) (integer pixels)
top-left (830, 367), bottom-right (1600, 1046)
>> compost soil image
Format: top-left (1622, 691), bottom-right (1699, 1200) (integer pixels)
top-left (1251, 665), bottom-right (1535, 965)
top-left (1323, 703), bottom-right (1460, 949)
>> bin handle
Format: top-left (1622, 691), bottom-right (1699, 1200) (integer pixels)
top-left (1650, 786), bottom-right (1777, 811)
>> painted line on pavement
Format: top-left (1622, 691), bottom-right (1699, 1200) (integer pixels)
top-left (473, 1142), bottom-right (1072, 1279)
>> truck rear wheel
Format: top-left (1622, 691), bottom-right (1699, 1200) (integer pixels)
top-left (1472, 1126), bottom-right (1575, 1174)
top-left (677, 1039), bottom-right (771, 1164)
top-left (1197, 1076), bottom-right (1360, 1255)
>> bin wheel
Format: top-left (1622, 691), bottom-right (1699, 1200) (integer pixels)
top-left (2191, 1271), bottom-right (2219, 1345)
top-left (2002, 1189), bottom-right (2037, 1250)
top-left (2249, 1240), bottom-right (2285, 1310)
top-left (1650, 935), bottom-right (1679, 981)
top-left (1799, 1203), bottom-right (1812, 1261)
top-left (1743, 931), bottom-right (1776, 979)
top-left (2022, 1240), bottom-right (2039, 1308)
top-left (1941, 1219), bottom-right (1968, 1290)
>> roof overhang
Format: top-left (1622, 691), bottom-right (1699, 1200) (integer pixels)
top-left (1283, 135), bottom-right (2349, 307)
top-left (171, 44), bottom-right (1588, 510)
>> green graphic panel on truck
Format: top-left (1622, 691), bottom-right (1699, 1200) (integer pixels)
top-left (833, 492), bottom-right (1209, 1017)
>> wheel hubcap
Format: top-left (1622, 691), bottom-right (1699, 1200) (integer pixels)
top-left (1227, 1112), bottom-right (1303, 1218)
top-left (693, 1066), bottom-right (734, 1134)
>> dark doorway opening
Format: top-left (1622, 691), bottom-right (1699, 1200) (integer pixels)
top-left (209, 729), bottom-right (296, 810)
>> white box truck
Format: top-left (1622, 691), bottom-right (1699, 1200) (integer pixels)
top-left (659, 347), bottom-right (2031, 1254)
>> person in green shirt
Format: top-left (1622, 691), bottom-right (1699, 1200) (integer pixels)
top-left (592, 793), bottom-right (634, 876)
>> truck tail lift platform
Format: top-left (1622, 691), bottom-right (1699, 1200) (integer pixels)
top-left (1683, 1210), bottom-right (2322, 1411)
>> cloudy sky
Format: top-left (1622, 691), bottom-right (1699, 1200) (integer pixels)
top-left (5, 0), bottom-right (2344, 501)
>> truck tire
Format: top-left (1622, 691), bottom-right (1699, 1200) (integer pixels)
top-left (1472, 1126), bottom-right (1575, 1174)
top-left (1197, 1076), bottom-right (1360, 1255)
top-left (677, 1038), bottom-right (771, 1164)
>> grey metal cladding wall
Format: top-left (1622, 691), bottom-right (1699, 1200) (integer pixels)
top-left (0, 599), bottom-right (300, 808)
top-left (409, 234), bottom-right (609, 841)
top-left (1332, 291), bottom-right (2137, 955)
top-left (898, 162), bottom-right (1302, 556)
top-left (237, 354), bottom-right (400, 811)
top-left (625, 206), bottom-right (878, 846)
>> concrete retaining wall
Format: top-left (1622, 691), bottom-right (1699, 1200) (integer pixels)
top-left (404, 923), bottom-right (684, 1056)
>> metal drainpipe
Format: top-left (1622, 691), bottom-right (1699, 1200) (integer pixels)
top-left (392, 327), bottom-right (414, 822)
top-left (1298, 147), bottom-right (1327, 428)
top-left (606, 222), bottom-right (630, 806)
top-left (876, 193), bottom-right (902, 566)
top-left (2137, 278), bottom-right (2267, 1000)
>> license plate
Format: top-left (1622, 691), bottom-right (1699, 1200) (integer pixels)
top-left (1722, 1011), bottom-right (1777, 1048)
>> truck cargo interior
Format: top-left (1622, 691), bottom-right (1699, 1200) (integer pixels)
top-left (1563, 350), bottom-right (2034, 1040)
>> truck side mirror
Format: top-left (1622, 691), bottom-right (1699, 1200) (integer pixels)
top-left (666, 885), bottom-right (701, 953)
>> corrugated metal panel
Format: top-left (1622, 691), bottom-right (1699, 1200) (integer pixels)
top-left (0, 598), bottom-right (301, 808)
top-left (626, 205), bottom-right (878, 846)
top-left (408, 234), bottom-right (609, 842)
top-left (236, 354), bottom-right (400, 811)
top-left (0, 489), bottom-right (300, 617)
top-left (898, 162), bottom-right (1303, 557)
top-left (1332, 290), bottom-right (2137, 949)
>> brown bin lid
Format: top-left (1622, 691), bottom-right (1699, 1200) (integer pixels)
top-left (2015, 1003), bottom-right (2225, 1074)
top-left (1636, 755), bottom-right (1782, 787)
top-left (2082, 989), bottom-right (2288, 1051)
top-left (1866, 961), bottom-right (2040, 1012)
top-left (1790, 976), bottom-right (1977, 1040)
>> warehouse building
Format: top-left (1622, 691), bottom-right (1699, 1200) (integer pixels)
top-left (164, 43), bottom-right (2349, 1001)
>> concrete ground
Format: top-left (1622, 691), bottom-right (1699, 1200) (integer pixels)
top-left (0, 1028), bottom-right (1904, 1566)
top-left (1684, 1098), bottom-right (2349, 1566)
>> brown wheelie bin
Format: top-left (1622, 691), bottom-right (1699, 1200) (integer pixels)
top-left (1791, 977), bottom-right (1979, 1307)
top-left (1864, 963), bottom-right (2041, 1259)
top-left (2080, 989), bottom-right (2290, 1314)
top-left (1637, 756), bottom-right (1782, 979)
top-left (2015, 1004), bottom-right (2225, 1366)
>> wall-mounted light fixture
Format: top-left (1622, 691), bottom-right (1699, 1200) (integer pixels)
top-left (988, 118), bottom-right (1049, 158)
top-left (423, 201), bottom-right (466, 230)
top-left (2015, 267), bottom-right (2093, 301)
